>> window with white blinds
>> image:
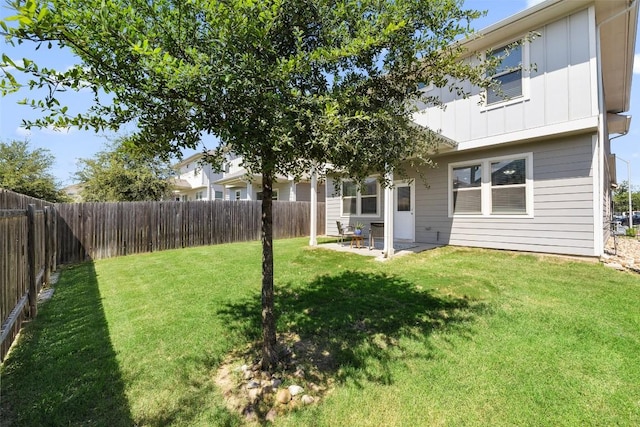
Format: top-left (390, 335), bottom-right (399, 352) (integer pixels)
top-left (450, 154), bottom-right (532, 217)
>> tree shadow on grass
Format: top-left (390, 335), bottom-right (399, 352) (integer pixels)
top-left (217, 270), bottom-right (487, 388)
top-left (0, 262), bottom-right (133, 427)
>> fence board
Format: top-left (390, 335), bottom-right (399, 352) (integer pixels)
top-left (1, 197), bottom-right (53, 361)
top-left (55, 200), bottom-right (325, 264)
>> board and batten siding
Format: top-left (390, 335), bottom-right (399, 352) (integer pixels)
top-left (414, 133), bottom-right (596, 256)
top-left (413, 7), bottom-right (596, 144)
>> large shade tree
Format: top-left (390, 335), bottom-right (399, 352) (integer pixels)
top-left (0, 139), bottom-right (68, 202)
top-left (75, 137), bottom-right (173, 202)
top-left (2, 0), bottom-right (499, 370)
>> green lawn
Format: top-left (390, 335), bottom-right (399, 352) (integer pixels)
top-left (2, 238), bottom-right (639, 426)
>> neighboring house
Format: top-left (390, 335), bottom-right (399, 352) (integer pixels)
top-left (325, 0), bottom-right (638, 258)
top-left (170, 152), bottom-right (225, 201)
top-left (214, 153), bottom-right (326, 202)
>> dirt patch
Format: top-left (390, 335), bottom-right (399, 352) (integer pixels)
top-left (214, 333), bottom-right (336, 424)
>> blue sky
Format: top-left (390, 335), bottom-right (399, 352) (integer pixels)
top-left (1, 0), bottom-right (639, 187)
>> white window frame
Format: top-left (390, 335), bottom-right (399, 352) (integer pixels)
top-left (340, 178), bottom-right (380, 217)
top-left (214, 190), bottom-right (224, 200)
top-left (448, 153), bottom-right (534, 218)
top-left (195, 191), bottom-right (204, 200)
top-left (234, 190), bottom-right (242, 200)
top-left (483, 38), bottom-right (531, 110)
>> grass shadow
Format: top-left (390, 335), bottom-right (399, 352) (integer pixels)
top-left (218, 269), bottom-right (486, 388)
top-left (0, 262), bottom-right (134, 427)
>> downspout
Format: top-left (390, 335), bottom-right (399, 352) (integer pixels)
top-left (594, 0), bottom-right (637, 256)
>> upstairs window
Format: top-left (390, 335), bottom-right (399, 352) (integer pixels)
top-left (487, 43), bottom-right (523, 105)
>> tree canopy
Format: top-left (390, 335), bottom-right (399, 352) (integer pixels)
top-left (74, 137), bottom-right (173, 202)
top-left (2, 0), bottom-right (498, 369)
top-left (0, 139), bottom-right (68, 202)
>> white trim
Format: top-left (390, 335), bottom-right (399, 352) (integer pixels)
top-left (588, 6), bottom-right (599, 118)
top-left (448, 152), bottom-right (534, 218)
top-left (309, 169), bottom-right (318, 246)
top-left (340, 178), bottom-right (381, 218)
top-left (455, 116), bottom-right (599, 152)
top-left (393, 180), bottom-right (415, 242)
top-left (481, 38), bottom-right (531, 111)
top-left (592, 134), bottom-right (603, 256)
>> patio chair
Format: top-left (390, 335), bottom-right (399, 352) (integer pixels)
top-left (336, 221), bottom-right (355, 246)
top-left (369, 222), bottom-right (384, 250)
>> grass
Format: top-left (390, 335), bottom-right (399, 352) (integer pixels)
top-left (1, 238), bottom-right (640, 426)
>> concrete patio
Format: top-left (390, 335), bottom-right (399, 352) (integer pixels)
top-left (318, 239), bottom-right (442, 261)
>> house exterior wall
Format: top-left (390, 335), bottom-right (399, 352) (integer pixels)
top-left (295, 182), bottom-right (326, 203)
top-left (412, 133), bottom-right (597, 256)
top-left (413, 7), bottom-right (597, 148)
top-left (325, 178), bottom-right (386, 236)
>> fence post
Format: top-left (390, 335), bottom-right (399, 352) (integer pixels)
top-left (44, 206), bottom-right (52, 285)
top-left (27, 204), bottom-right (38, 317)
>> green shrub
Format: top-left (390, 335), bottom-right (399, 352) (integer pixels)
top-left (626, 227), bottom-right (637, 237)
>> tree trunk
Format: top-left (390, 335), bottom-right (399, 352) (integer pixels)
top-left (260, 172), bottom-right (278, 370)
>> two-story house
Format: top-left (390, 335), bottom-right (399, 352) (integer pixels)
top-left (170, 152), bottom-right (226, 201)
top-left (213, 153), bottom-right (326, 202)
top-left (324, 0), bottom-right (638, 258)
top-left (172, 151), bottom-right (326, 202)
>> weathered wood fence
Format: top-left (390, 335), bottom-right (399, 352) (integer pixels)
top-left (56, 200), bottom-right (326, 264)
top-left (1, 190), bottom-right (57, 361)
top-left (2, 189), bottom-right (325, 359)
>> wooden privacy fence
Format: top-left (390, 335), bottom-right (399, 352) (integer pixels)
top-left (1, 189), bottom-right (324, 360)
top-left (1, 205), bottom-right (56, 361)
top-left (56, 200), bottom-right (326, 264)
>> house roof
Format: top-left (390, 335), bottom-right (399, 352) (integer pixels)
top-left (462, 0), bottom-right (638, 114)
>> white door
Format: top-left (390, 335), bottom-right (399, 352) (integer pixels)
top-left (393, 181), bottom-right (414, 241)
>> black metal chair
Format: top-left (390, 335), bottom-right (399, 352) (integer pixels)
top-left (369, 222), bottom-right (384, 250)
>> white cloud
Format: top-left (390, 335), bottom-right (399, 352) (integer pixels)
top-left (15, 127), bottom-right (31, 137)
top-left (634, 53), bottom-right (640, 74)
top-left (527, 0), bottom-right (545, 8)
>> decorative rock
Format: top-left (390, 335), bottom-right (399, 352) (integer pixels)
top-left (243, 370), bottom-right (253, 380)
top-left (276, 388), bottom-right (292, 404)
top-left (246, 380), bottom-right (260, 389)
top-left (239, 364), bottom-right (249, 372)
top-left (248, 388), bottom-right (262, 403)
top-left (301, 395), bottom-right (315, 405)
top-left (604, 262), bottom-right (625, 271)
top-left (294, 367), bottom-right (305, 378)
top-left (288, 384), bottom-right (304, 396)
top-left (266, 408), bottom-right (278, 422)
top-left (271, 378), bottom-right (283, 388)
top-left (261, 371), bottom-right (272, 380)
top-left (242, 406), bottom-right (257, 421)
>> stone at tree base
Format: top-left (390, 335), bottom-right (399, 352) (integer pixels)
top-left (288, 384), bottom-right (304, 396)
top-left (248, 388), bottom-right (261, 403)
top-left (276, 388), bottom-right (292, 404)
top-left (271, 378), bottom-right (283, 388)
top-left (246, 380), bottom-right (260, 389)
top-left (301, 395), bottom-right (315, 405)
top-left (266, 408), bottom-right (277, 422)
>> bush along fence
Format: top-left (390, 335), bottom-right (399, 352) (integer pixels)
top-left (0, 189), bottom-right (325, 360)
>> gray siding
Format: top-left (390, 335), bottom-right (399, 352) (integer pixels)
top-left (414, 8), bottom-right (596, 143)
top-left (414, 134), bottom-right (597, 256)
top-left (325, 177), bottom-right (385, 236)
